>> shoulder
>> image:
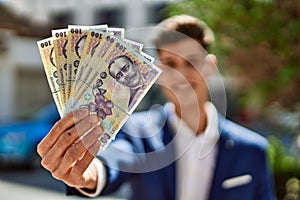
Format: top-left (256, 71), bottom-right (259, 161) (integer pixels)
top-left (219, 116), bottom-right (269, 152)
top-left (120, 105), bottom-right (167, 138)
top-left (124, 105), bottom-right (167, 129)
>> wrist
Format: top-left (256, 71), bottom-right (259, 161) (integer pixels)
top-left (76, 158), bottom-right (107, 197)
top-left (82, 161), bottom-right (98, 191)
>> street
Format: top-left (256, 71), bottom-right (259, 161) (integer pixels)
top-left (0, 166), bottom-right (126, 200)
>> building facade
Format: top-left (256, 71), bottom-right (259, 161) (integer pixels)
top-left (0, 0), bottom-right (173, 121)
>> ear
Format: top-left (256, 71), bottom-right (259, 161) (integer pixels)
top-left (206, 54), bottom-right (218, 66)
top-left (204, 54), bottom-right (218, 77)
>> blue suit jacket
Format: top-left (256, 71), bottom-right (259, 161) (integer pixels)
top-left (67, 107), bottom-right (275, 200)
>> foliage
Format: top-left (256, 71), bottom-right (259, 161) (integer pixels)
top-left (268, 136), bottom-right (300, 199)
top-left (165, 2), bottom-right (300, 197)
top-left (166, 0), bottom-right (300, 114)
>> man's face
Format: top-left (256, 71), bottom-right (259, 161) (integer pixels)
top-left (158, 38), bottom-right (214, 109)
top-left (109, 57), bottom-right (141, 88)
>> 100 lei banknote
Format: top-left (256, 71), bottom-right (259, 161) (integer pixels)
top-left (69, 32), bottom-right (160, 114)
top-left (66, 25), bottom-right (109, 104)
top-left (52, 29), bottom-right (68, 106)
top-left (37, 25), bottom-right (161, 150)
top-left (37, 38), bottom-right (63, 117)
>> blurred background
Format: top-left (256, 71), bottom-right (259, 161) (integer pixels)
top-left (0, 0), bottom-right (299, 199)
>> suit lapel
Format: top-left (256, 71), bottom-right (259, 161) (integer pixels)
top-left (162, 120), bottom-right (176, 200)
top-left (208, 118), bottom-right (236, 200)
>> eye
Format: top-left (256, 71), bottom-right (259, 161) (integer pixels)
top-left (164, 61), bottom-right (177, 69)
top-left (187, 55), bottom-right (205, 66)
top-left (116, 72), bottom-right (123, 80)
top-left (185, 60), bottom-right (195, 68)
top-left (121, 64), bottom-right (129, 72)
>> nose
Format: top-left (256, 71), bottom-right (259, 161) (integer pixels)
top-left (121, 71), bottom-right (133, 81)
top-left (124, 75), bottom-right (131, 81)
top-left (175, 62), bottom-right (194, 79)
top-left (159, 58), bottom-right (196, 83)
top-left (161, 66), bottom-right (191, 87)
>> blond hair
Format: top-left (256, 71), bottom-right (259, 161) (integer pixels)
top-left (152, 15), bottom-right (214, 51)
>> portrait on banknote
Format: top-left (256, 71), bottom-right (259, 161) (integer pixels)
top-left (75, 35), bottom-right (87, 59)
top-left (50, 47), bottom-right (56, 67)
top-left (107, 55), bottom-right (158, 111)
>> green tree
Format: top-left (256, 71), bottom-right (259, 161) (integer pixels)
top-left (166, 2), bottom-right (300, 198)
top-left (166, 0), bottom-right (300, 115)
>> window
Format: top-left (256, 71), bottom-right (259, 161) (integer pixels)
top-left (15, 67), bottom-right (52, 118)
top-left (94, 8), bottom-right (124, 27)
top-left (51, 11), bottom-right (73, 28)
top-left (148, 2), bottom-right (169, 24)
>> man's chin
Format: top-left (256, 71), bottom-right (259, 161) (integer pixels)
top-left (174, 89), bottom-right (198, 104)
top-left (128, 78), bottom-right (141, 88)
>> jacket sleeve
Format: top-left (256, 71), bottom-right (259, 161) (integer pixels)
top-left (99, 128), bottom-right (148, 195)
top-left (66, 128), bottom-right (146, 197)
top-left (66, 108), bottom-right (165, 197)
top-left (255, 143), bottom-right (276, 200)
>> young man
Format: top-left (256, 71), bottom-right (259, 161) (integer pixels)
top-left (37, 15), bottom-right (275, 200)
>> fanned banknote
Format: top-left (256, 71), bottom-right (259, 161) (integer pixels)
top-left (72, 33), bottom-right (161, 114)
top-left (71, 26), bottom-right (125, 111)
top-left (37, 24), bottom-right (162, 150)
top-left (37, 38), bottom-right (63, 117)
top-left (52, 29), bottom-right (68, 107)
top-left (66, 25), bottom-right (89, 101)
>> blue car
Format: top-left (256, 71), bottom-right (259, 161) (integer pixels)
top-left (0, 104), bottom-right (60, 168)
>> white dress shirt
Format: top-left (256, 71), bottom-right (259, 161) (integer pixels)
top-left (80, 101), bottom-right (220, 200)
top-left (166, 102), bottom-right (219, 200)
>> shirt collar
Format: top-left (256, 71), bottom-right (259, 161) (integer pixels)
top-left (164, 101), bottom-right (220, 156)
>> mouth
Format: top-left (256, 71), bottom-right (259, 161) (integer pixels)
top-left (170, 82), bottom-right (198, 106)
top-left (126, 75), bottom-right (136, 83)
top-left (172, 82), bottom-right (194, 91)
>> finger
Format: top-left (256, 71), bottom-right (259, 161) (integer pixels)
top-left (53, 114), bottom-right (100, 155)
top-left (63, 141), bottom-right (101, 188)
top-left (53, 126), bottom-right (103, 176)
top-left (71, 141), bottom-right (101, 185)
top-left (37, 109), bottom-right (89, 157)
top-left (40, 115), bottom-right (100, 172)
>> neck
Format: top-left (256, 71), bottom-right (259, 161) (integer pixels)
top-left (131, 75), bottom-right (145, 90)
top-left (175, 102), bottom-right (207, 136)
top-left (196, 106), bottom-right (207, 135)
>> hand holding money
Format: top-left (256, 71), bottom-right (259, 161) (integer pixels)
top-left (37, 24), bottom-right (161, 150)
top-left (37, 109), bottom-right (101, 190)
top-left (37, 24), bottom-right (161, 192)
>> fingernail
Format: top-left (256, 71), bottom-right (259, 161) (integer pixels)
top-left (95, 126), bottom-right (103, 135)
top-left (89, 115), bottom-right (99, 123)
top-left (79, 109), bottom-right (89, 117)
